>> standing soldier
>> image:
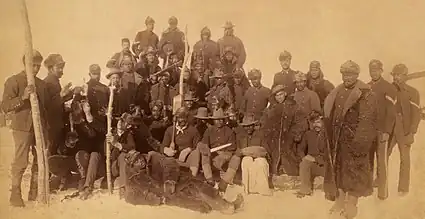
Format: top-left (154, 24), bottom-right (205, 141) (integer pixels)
top-left (133, 16), bottom-right (159, 57)
top-left (388, 64), bottom-right (421, 197)
top-left (158, 16), bottom-right (185, 61)
top-left (240, 69), bottom-right (271, 121)
top-left (367, 59), bottom-right (396, 200)
top-left (217, 21), bottom-right (246, 68)
top-left (120, 55), bottom-right (143, 111)
top-left (272, 51), bottom-right (297, 92)
top-left (232, 68), bottom-right (250, 118)
top-left (150, 72), bottom-right (177, 117)
top-left (86, 64), bottom-right (109, 119)
top-left (107, 38), bottom-right (138, 68)
top-left (44, 54), bottom-right (73, 155)
top-left (1, 50), bottom-right (50, 206)
top-left (323, 60), bottom-right (377, 219)
top-left (293, 71), bottom-right (321, 118)
top-left (192, 27), bottom-right (220, 72)
top-left (306, 61), bottom-right (334, 108)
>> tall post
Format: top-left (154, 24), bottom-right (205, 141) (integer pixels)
top-left (19, 0), bottom-right (49, 204)
top-left (105, 86), bottom-right (115, 194)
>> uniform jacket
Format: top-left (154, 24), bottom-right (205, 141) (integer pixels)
top-left (293, 87), bottom-right (322, 116)
top-left (87, 79), bottom-right (109, 118)
top-left (201, 125), bottom-right (236, 152)
top-left (240, 85), bottom-right (271, 120)
top-left (272, 69), bottom-right (297, 92)
top-left (192, 38), bottom-right (220, 70)
top-left (307, 71), bottom-right (335, 107)
top-left (150, 83), bottom-right (177, 107)
top-left (44, 73), bottom-right (72, 130)
top-left (323, 80), bottom-right (378, 198)
top-left (393, 83), bottom-right (421, 135)
top-left (217, 35), bottom-right (246, 68)
top-left (206, 82), bottom-right (233, 110)
top-left (162, 125), bottom-right (200, 152)
top-left (1, 71), bottom-right (50, 132)
top-left (158, 27), bottom-right (185, 59)
top-left (368, 77), bottom-right (397, 134)
top-left (134, 30), bottom-right (159, 50)
top-left (298, 130), bottom-right (326, 166)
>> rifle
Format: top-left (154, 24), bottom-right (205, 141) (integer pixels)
top-left (153, 60), bottom-right (183, 77)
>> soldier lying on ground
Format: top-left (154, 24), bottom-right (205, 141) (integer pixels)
top-left (123, 150), bottom-right (244, 214)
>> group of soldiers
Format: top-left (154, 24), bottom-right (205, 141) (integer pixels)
top-left (0, 15), bottom-right (423, 218)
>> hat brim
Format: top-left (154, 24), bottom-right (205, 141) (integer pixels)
top-left (106, 71), bottom-right (123, 79)
top-left (209, 76), bottom-right (224, 79)
top-left (209, 115), bottom-right (228, 120)
top-left (240, 121), bottom-right (258, 126)
top-left (194, 115), bottom-right (210, 119)
top-left (271, 88), bottom-right (286, 95)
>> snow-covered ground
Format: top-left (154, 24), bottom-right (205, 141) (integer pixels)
top-left (0, 124), bottom-right (424, 219)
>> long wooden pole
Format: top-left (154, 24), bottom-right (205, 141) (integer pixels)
top-left (19, 0), bottom-right (49, 204)
top-left (105, 86), bottom-right (115, 194)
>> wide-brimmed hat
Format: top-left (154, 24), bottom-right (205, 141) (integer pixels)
top-left (209, 108), bottom-right (228, 120)
top-left (106, 68), bottom-right (123, 79)
top-left (194, 107), bottom-right (209, 119)
top-left (222, 21), bottom-right (235, 29)
top-left (240, 114), bottom-right (258, 126)
top-left (44, 54), bottom-right (65, 68)
top-left (144, 46), bottom-right (157, 55)
top-left (271, 84), bottom-right (290, 95)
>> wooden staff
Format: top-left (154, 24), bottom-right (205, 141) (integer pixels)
top-left (407, 71), bottom-right (425, 81)
top-left (105, 86), bottom-right (115, 194)
top-left (19, 0), bottom-right (49, 204)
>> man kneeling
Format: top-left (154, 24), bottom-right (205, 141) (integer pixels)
top-left (123, 150), bottom-right (243, 214)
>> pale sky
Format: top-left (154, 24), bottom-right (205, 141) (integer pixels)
top-left (1, 0), bottom-right (424, 99)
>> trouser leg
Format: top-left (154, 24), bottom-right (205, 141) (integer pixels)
top-left (241, 156), bottom-right (254, 194)
top-left (376, 139), bottom-right (389, 199)
top-left (185, 149), bottom-right (200, 176)
top-left (299, 159), bottom-right (314, 194)
top-left (398, 144), bottom-right (411, 193)
top-left (84, 152), bottom-right (101, 189)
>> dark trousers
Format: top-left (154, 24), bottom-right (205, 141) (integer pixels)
top-left (111, 152), bottom-right (127, 188)
top-left (373, 133), bottom-right (389, 199)
top-left (47, 127), bottom-right (65, 155)
top-left (298, 159), bottom-right (324, 194)
top-left (48, 150), bottom-right (103, 189)
top-left (11, 130), bottom-right (37, 188)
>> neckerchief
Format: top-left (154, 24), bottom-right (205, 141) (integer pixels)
top-left (176, 125), bottom-right (187, 135)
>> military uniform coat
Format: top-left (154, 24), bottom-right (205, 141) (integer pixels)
top-left (392, 83), bottom-right (421, 135)
top-left (368, 77), bottom-right (397, 134)
top-left (158, 27), bottom-right (185, 60)
top-left (240, 85), bottom-right (271, 120)
top-left (323, 80), bottom-right (378, 198)
top-left (272, 69), bottom-right (297, 92)
top-left (134, 30), bottom-right (159, 50)
top-left (217, 35), bottom-right (246, 68)
top-left (307, 73), bottom-right (335, 108)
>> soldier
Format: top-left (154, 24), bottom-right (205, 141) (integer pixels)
top-left (135, 46), bottom-right (161, 83)
top-left (182, 92), bottom-right (199, 126)
top-left (232, 68), bottom-right (250, 117)
top-left (1, 50), bottom-right (50, 206)
top-left (192, 27), bottom-right (220, 71)
top-left (162, 107), bottom-right (201, 177)
top-left (44, 54), bottom-right (73, 155)
top-left (323, 60), bottom-right (377, 219)
top-left (261, 85), bottom-right (305, 181)
top-left (240, 69), bottom-right (271, 121)
top-left (86, 64), bottom-right (109, 118)
top-left (133, 16), bottom-right (159, 57)
top-left (158, 16), bottom-right (185, 61)
top-left (306, 61), bottom-right (335, 108)
top-left (272, 51), bottom-right (297, 93)
top-left (296, 113), bottom-right (326, 198)
top-left (150, 72), bottom-right (177, 116)
top-left (190, 59), bottom-right (210, 106)
top-left (106, 68), bottom-right (127, 117)
top-left (237, 115), bottom-right (271, 196)
top-left (120, 55), bottom-right (143, 113)
top-left (217, 21), bottom-right (246, 68)
top-left (367, 59), bottom-right (396, 200)
top-left (193, 107), bottom-right (211, 137)
top-left (144, 100), bottom-right (171, 143)
top-left (106, 38), bottom-right (138, 68)
top-left (206, 69), bottom-right (233, 112)
top-left (197, 108), bottom-right (239, 192)
top-left (174, 68), bottom-right (196, 96)
top-left (388, 64), bottom-right (421, 197)
top-left (293, 71), bottom-right (321, 126)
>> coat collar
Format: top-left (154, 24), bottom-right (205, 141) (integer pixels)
top-left (324, 80), bottom-right (370, 118)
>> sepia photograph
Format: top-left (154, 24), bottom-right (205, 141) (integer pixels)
top-left (0, 0), bottom-right (424, 218)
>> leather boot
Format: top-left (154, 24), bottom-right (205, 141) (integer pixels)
top-left (28, 173), bottom-right (38, 201)
top-left (10, 186), bottom-right (25, 207)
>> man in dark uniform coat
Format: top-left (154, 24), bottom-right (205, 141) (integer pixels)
top-left (107, 38), bottom-right (138, 68)
top-left (86, 64), bottom-right (109, 118)
top-left (323, 60), bottom-right (377, 219)
top-left (272, 51), bottom-right (297, 93)
top-left (1, 50), bottom-right (51, 207)
top-left (158, 16), bottom-right (185, 61)
top-left (388, 64), bottom-right (421, 196)
top-left (44, 54), bottom-right (73, 155)
top-left (217, 21), bottom-right (246, 68)
top-left (133, 16), bottom-right (159, 57)
top-left (306, 61), bottom-right (335, 108)
top-left (192, 27), bottom-right (220, 71)
top-left (367, 59), bottom-right (397, 200)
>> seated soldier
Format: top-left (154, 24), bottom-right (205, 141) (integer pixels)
top-left (124, 149), bottom-right (243, 214)
top-left (144, 100), bottom-right (172, 142)
top-left (236, 115), bottom-right (272, 196)
top-left (197, 108), bottom-right (240, 192)
top-left (206, 69), bottom-right (233, 112)
top-left (193, 107), bottom-right (211, 137)
top-left (295, 112), bottom-right (326, 198)
top-left (106, 113), bottom-right (137, 199)
top-left (162, 107), bottom-right (201, 177)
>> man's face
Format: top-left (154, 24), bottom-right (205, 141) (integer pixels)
top-left (65, 136), bottom-right (78, 148)
top-left (121, 61), bottom-right (133, 73)
top-left (280, 59), bottom-right (291, 70)
top-left (342, 72), bottom-right (358, 88)
top-left (184, 100), bottom-right (193, 109)
top-left (233, 77), bottom-right (242, 85)
top-left (194, 63), bottom-right (203, 73)
top-left (171, 55), bottom-right (179, 64)
top-left (215, 77), bottom-right (224, 85)
top-left (295, 80), bottom-right (306, 91)
top-left (51, 63), bottom-right (65, 78)
top-left (177, 116), bottom-right (187, 127)
top-left (224, 28), bottom-right (233, 36)
top-left (369, 67), bottom-right (382, 81)
top-left (275, 91), bottom-right (287, 103)
top-left (225, 53), bottom-right (234, 61)
top-left (160, 74), bottom-right (170, 84)
top-left (393, 73), bottom-right (407, 85)
top-left (201, 33), bottom-right (209, 41)
top-left (32, 63), bottom-right (42, 76)
top-left (151, 106), bottom-right (161, 119)
top-left (146, 23), bottom-right (154, 31)
top-left (110, 74), bottom-right (120, 87)
top-left (146, 53), bottom-right (155, 63)
top-left (312, 119), bottom-right (323, 132)
top-left (244, 125), bottom-right (255, 135)
top-left (214, 119), bottom-right (225, 128)
top-left (89, 71), bottom-right (101, 82)
top-left (309, 68), bottom-right (320, 79)
top-left (250, 78), bottom-right (261, 88)
top-left (122, 42), bottom-right (130, 51)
